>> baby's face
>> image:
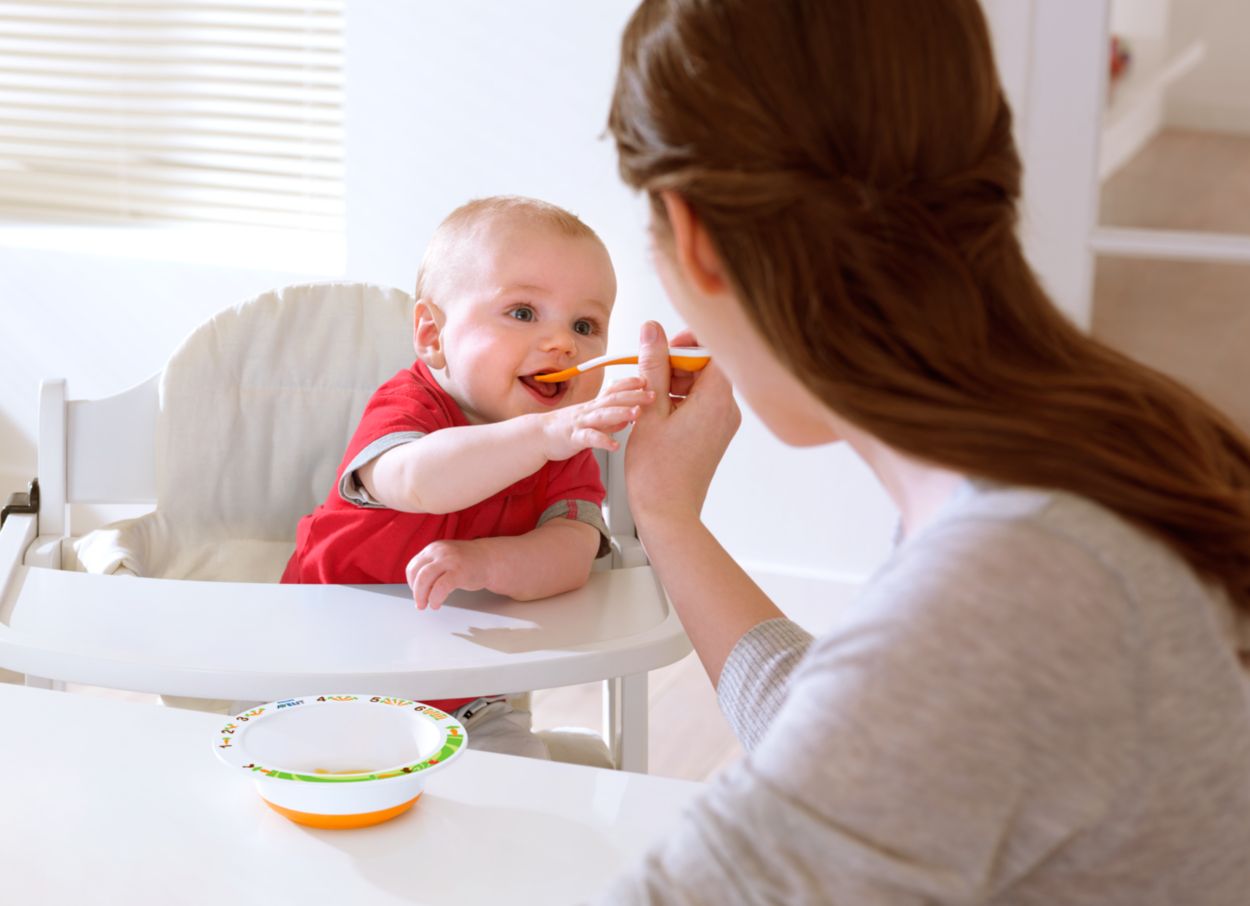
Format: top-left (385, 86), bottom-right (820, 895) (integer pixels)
top-left (427, 221), bottom-right (616, 424)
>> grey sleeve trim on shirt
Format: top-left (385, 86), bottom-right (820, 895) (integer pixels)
top-left (337, 431), bottom-right (427, 507)
top-left (538, 499), bottom-right (612, 559)
top-left (716, 617), bottom-right (814, 752)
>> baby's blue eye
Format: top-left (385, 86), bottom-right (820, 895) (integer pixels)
top-left (510, 306), bottom-right (535, 322)
top-left (574, 319), bottom-right (594, 336)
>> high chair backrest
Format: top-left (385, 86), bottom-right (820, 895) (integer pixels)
top-left (37, 283), bottom-right (410, 551)
top-left (153, 282), bottom-right (414, 542)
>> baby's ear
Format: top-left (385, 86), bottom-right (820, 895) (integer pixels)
top-left (413, 299), bottom-right (446, 368)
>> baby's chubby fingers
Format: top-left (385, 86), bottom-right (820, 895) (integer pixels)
top-left (578, 405), bottom-right (641, 432)
top-left (571, 426), bottom-right (621, 452)
top-left (594, 385), bottom-right (654, 408)
top-left (587, 390), bottom-right (653, 425)
top-left (411, 560), bottom-right (444, 610)
top-left (409, 543), bottom-right (457, 610)
top-left (405, 549), bottom-right (432, 588)
top-left (425, 573), bottom-right (459, 611)
top-left (408, 539), bottom-right (491, 610)
top-left (602, 375), bottom-right (647, 395)
top-left (589, 395), bottom-right (653, 419)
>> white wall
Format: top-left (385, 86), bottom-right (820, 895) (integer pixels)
top-left (982, 0), bottom-right (1107, 330)
top-left (0, 245), bottom-right (329, 495)
top-left (338, 2), bottom-right (900, 590)
top-left (2, 2), bottom-right (1100, 606)
top-left (1165, 0), bottom-right (1250, 134)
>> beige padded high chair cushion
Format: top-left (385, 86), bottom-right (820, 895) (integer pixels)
top-left (74, 282), bottom-right (415, 581)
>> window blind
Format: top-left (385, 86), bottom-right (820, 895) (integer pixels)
top-left (0, 0), bottom-right (344, 234)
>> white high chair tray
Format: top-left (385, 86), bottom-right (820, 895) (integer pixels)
top-left (0, 562), bottom-right (689, 701)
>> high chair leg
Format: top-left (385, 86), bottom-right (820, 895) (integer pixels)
top-left (605, 673), bottom-right (648, 773)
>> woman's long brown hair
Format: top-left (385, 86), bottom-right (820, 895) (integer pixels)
top-left (609, 0), bottom-right (1250, 614)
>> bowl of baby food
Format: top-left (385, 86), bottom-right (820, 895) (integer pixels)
top-left (213, 694), bottom-right (466, 829)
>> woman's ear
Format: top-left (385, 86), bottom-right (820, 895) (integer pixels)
top-left (660, 190), bottom-right (730, 296)
top-left (413, 299), bottom-right (446, 369)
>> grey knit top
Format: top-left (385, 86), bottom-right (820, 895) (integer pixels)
top-left (596, 481), bottom-right (1250, 905)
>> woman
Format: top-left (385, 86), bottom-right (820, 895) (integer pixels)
top-left (598, 0), bottom-right (1250, 903)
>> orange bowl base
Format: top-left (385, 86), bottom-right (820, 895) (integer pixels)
top-left (262, 793), bottom-right (422, 829)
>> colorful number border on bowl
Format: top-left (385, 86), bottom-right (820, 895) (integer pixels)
top-left (214, 695), bottom-right (466, 783)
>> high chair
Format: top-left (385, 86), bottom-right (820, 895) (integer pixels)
top-left (0, 282), bottom-right (690, 772)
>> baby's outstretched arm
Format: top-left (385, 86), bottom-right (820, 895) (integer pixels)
top-left (358, 377), bottom-right (653, 514)
top-left (405, 519), bottom-right (601, 610)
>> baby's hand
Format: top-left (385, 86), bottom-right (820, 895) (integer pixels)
top-left (406, 539), bottom-right (492, 610)
top-left (538, 377), bottom-right (655, 461)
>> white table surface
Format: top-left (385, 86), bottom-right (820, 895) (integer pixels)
top-left (0, 684), bottom-right (704, 905)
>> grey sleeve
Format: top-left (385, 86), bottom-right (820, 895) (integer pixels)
top-left (537, 499), bottom-right (612, 559)
top-left (337, 431), bottom-right (426, 507)
top-left (594, 518), bottom-right (1137, 905)
top-left (716, 618), bottom-right (813, 751)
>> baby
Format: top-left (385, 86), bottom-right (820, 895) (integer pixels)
top-left (282, 195), bottom-right (652, 758)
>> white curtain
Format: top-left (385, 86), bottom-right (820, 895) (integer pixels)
top-left (0, 0), bottom-right (344, 233)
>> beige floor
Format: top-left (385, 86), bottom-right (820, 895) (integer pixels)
top-left (531, 653), bottom-right (743, 782)
top-left (1092, 128), bottom-right (1250, 434)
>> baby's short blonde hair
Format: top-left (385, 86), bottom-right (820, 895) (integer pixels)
top-left (415, 195), bottom-right (604, 299)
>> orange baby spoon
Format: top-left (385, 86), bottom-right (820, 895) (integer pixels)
top-left (533, 347), bottom-right (710, 383)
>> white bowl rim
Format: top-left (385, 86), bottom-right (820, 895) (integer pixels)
top-left (212, 694), bottom-right (466, 783)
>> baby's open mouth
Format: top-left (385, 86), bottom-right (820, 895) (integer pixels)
top-left (519, 372), bottom-right (568, 402)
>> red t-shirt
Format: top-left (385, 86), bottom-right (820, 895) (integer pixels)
top-left (281, 360), bottom-right (609, 711)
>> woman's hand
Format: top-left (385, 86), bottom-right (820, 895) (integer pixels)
top-left (627, 321), bottom-right (741, 526)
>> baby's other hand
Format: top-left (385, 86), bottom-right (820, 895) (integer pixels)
top-left (406, 539), bottom-right (492, 610)
top-left (538, 376), bottom-right (655, 461)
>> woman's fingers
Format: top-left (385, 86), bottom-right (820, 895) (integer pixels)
top-left (636, 321), bottom-right (673, 416)
top-left (669, 370), bottom-right (697, 398)
top-left (685, 357), bottom-right (731, 396)
top-left (669, 328), bottom-right (699, 348)
top-left (684, 362), bottom-right (742, 444)
top-left (624, 355), bottom-right (741, 522)
top-left (662, 327), bottom-right (701, 398)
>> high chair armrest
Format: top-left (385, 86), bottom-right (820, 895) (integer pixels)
top-left (611, 535), bottom-right (649, 569)
top-left (0, 479), bottom-right (38, 530)
top-left (1, 480), bottom-right (39, 603)
top-left (0, 512), bottom-right (37, 605)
